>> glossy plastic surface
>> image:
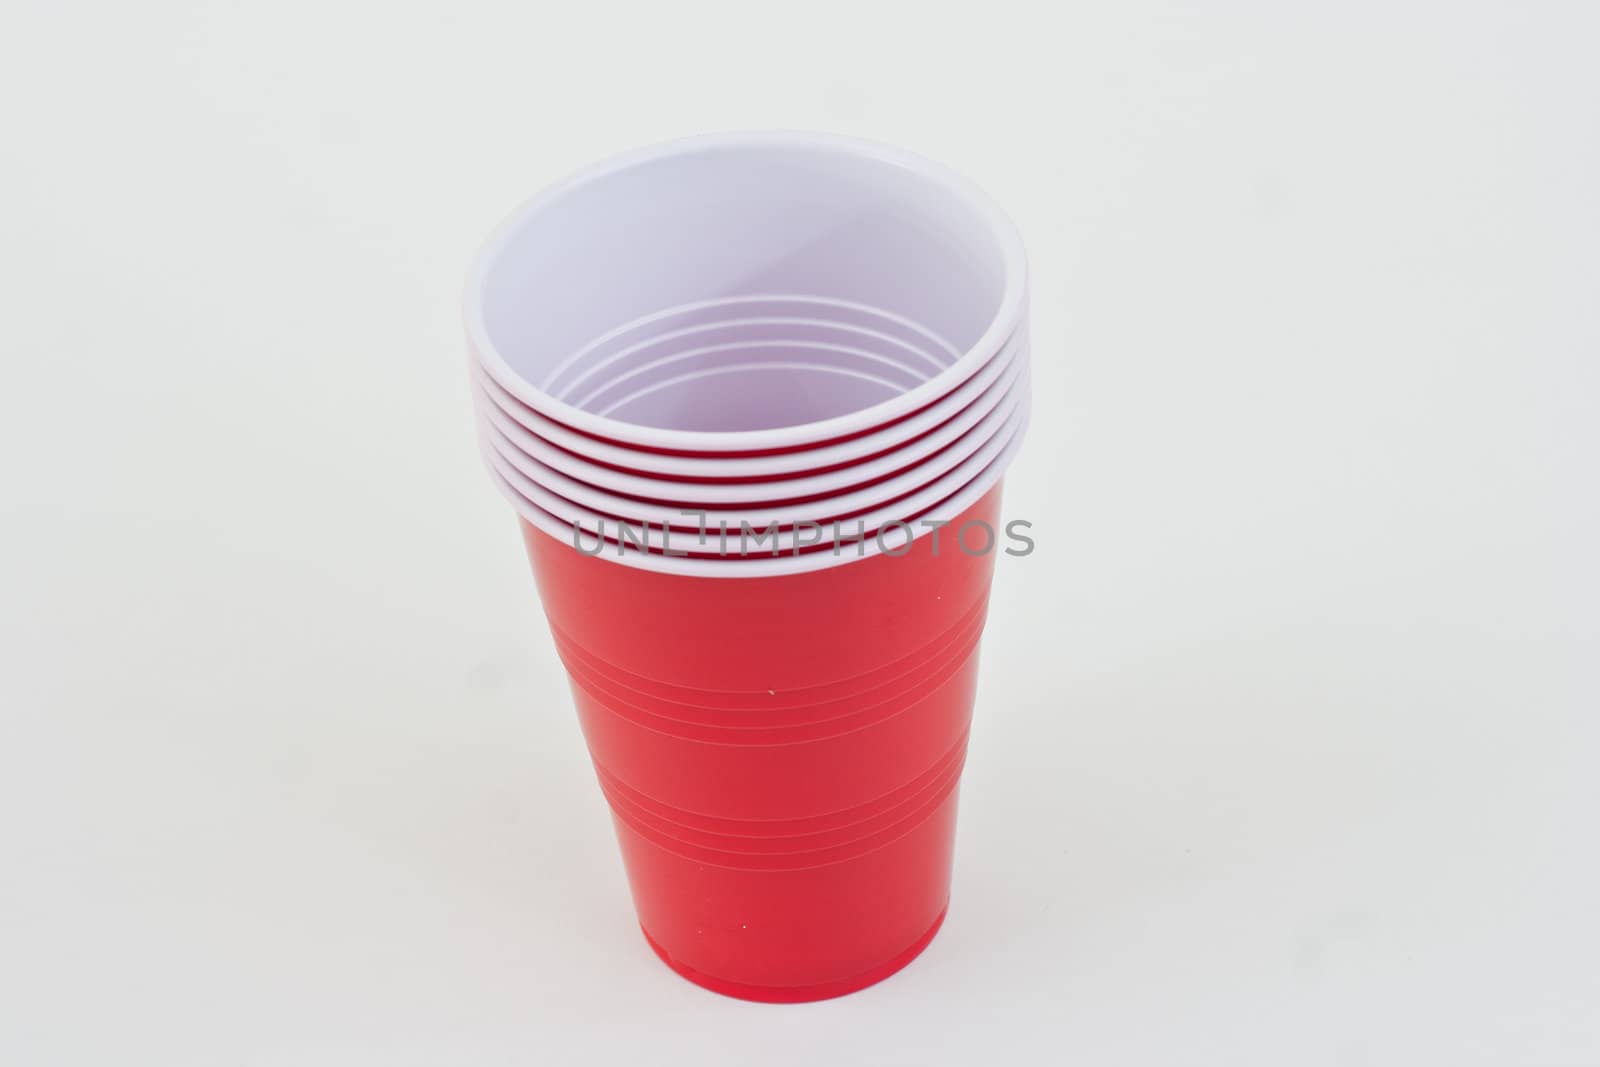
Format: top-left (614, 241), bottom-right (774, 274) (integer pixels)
top-left (523, 487), bottom-right (1002, 999)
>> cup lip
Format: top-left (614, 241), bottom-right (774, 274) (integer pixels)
top-left (480, 364), bottom-right (1030, 530)
top-left (472, 326), bottom-right (1028, 493)
top-left (480, 396), bottom-right (1024, 575)
top-left (481, 406), bottom-right (1026, 578)
top-left (463, 130), bottom-right (1028, 453)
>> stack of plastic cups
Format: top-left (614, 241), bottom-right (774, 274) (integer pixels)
top-left (464, 133), bottom-right (1029, 1002)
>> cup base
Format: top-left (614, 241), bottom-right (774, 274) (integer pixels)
top-left (639, 904), bottom-right (948, 1003)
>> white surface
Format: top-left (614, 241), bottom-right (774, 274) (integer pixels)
top-left (466, 132), bottom-right (1026, 446)
top-left (1, 2), bottom-right (1596, 1064)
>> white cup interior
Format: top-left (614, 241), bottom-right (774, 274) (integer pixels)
top-left (474, 136), bottom-right (1013, 435)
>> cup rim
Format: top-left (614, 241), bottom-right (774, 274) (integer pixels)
top-left (472, 336), bottom-right (1028, 502)
top-left (481, 407), bottom-right (1027, 577)
top-left (480, 367), bottom-right (1029, 530)
top-left (463, 131), bottom-right (1028, 453)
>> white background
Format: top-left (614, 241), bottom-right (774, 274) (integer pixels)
top-left (3, 2), bottom-right (1597, 1064)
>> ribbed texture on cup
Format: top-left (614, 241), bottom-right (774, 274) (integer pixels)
top-left (542, 296), bottom-right (961, 412)
top-left (591, 732), bottom-right (968, 872)
top-left (613, 783), bottom-right (962, 995)
top-left (517, 482), bottom-right (1003, 998)
top-left (546, 594), bottom-right (987, 741)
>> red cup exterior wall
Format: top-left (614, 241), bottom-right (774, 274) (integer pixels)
top-left (520, 486), bottom-right (1004, 1000)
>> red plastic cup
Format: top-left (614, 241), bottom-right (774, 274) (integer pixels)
top-left (466, 132), bottom-right (1031, 999)
top-left (520, 486), bottom-right (1004, 1001)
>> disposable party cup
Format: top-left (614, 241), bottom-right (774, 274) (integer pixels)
top-left (521, 484), bottom-right (1005, 1000)
top-left (464, 132), bottom-right (1026, 454)
top-left (466, 132), bottom-right (1031, 1000)
top-left (471, 324), bottom-right (1029, 488)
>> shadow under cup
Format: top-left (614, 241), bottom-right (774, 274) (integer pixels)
top-left (522, 487), bottom-right (1004, 1001)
